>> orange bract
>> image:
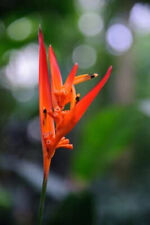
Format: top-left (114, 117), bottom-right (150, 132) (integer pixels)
top-left (39, 29), bottom-right (112, 178)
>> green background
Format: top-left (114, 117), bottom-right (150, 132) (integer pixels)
top-left (0, 0), bottom-right (150, 224)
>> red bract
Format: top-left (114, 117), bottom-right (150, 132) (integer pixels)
top-left (39, 29), bottom-right (112, 178)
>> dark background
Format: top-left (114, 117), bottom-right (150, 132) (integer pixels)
top-left (0, 0), bottom-right (150, 224)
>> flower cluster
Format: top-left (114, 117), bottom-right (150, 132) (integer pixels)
top-left (39, 29), bottom-right (112, 178)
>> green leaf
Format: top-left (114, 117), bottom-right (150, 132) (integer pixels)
top-left (72, 106), bottom-right (141, 181)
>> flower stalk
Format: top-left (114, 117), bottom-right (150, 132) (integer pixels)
top-left (38, 174), bottom-right (48, 225)
top-left (38, 27), bottom-right (112, 224)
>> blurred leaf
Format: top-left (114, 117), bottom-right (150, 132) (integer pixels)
top-left (133, 115), bottom-right (150, 172)
top-left (48, 191), bottom-right (94, 225)
top-left (72, 106), bottom-right (141, 181)
top-left (0, 187), bottom-right (12, 208)
top-left (0, 89), bottom-right (16, 120)
top-left (133, 35), bottom-right (150, 99)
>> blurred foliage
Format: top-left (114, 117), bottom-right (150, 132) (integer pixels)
top-left (72, 106), bottom-right (142, 180)
top-left (0, 187), bottom-right (12, 208)
top-left (48, 191), bottom-right (94, 225)
top-left (0, 0), bottom-right (150, 224)
top-left (0, 188), bottom-right (14, 225)
top-left (133, 115), bottom-right (150, 173)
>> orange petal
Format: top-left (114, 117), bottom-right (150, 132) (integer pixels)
top-left (39, 28), bottom-right (55, 177)
top-left (39, 29), bottom-right (55, 135)
top-left (70, 85), bottom-right (76, 109)
top-left (56, 143), bottom-right (73, 150)
top-left (74, 66), bottom-right (112, 124)
top-left (64, 63), bottom-right (78, 90)
top-left (49, 45), bottom-right (62, 91)
top-left (55, 66), bottom-right (112, 139)
top-left (73, 73), bottom-right (98, 85)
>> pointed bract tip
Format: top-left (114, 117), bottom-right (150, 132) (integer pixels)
top-left (104, 66), bottom-right (112, 79)
top-left (49, 45), bottom-right (54, 54)
top-left (38, 26), bottom-right (43, 43)
top-left (108, 65), bottom-right (112, 72)
top-left (74, 62), bottom-right (78, 69)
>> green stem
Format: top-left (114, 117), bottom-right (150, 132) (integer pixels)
top-left (38, 175), bottom-right (48, 225)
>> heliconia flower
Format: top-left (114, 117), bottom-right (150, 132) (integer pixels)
top-left (39, 28), bottom-right (112, 178)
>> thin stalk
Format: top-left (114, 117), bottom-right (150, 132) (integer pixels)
top-left (38, 174), bottom-right (48, 225)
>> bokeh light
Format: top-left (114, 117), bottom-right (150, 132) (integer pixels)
top-left (106, 23), bottom-right (133, 55)
top-left (77, 0), bottom-right (104, 11)
top-left (0, 1), bottom-right (150, 224)
top-left (7, 17), bottom-right (32, 41)
top-left (139, 99), bottom-right (150, 116)
top-left (5, 44), bottom-right (38, 88)
top-left (129, 3), bottom-right (150, 34)
top-left (72, 44), bottom-right (97, 69)
top-left (78, 12), bottom-right (103, 37)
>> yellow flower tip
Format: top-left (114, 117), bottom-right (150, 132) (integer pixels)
top-left (90, 73), bottom-right (98, 79)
